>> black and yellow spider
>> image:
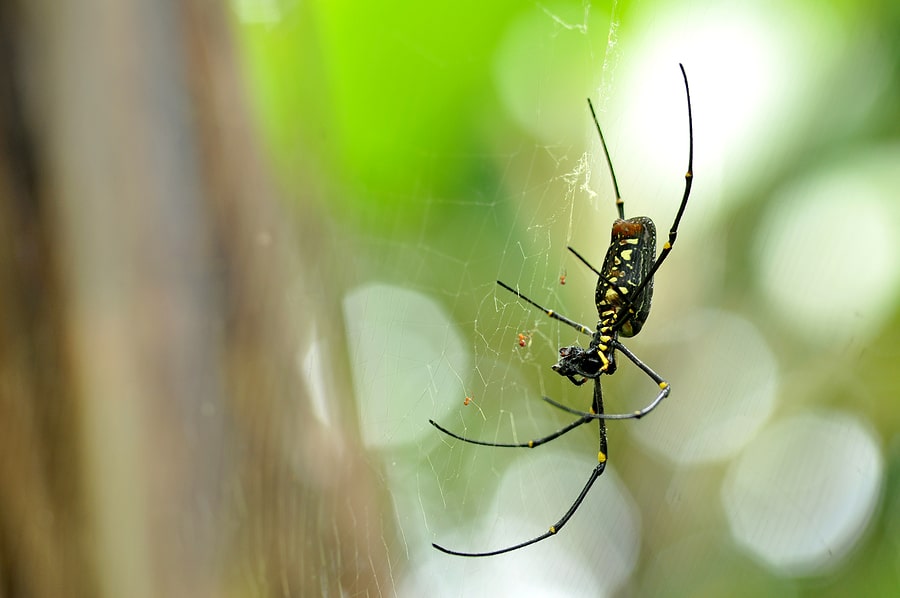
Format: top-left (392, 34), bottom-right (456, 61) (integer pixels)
top-left (430, 64), bottom-right (694, 557)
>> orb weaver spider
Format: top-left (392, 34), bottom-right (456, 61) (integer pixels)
top-left (429, 64), bottom-right (694, 557)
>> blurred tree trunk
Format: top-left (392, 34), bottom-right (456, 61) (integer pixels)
top-left (0, 2), bottom-right (389, 597)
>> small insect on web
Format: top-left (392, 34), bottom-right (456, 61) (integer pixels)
top-left (428, 64), bottom-right (695, 557)
top-left (517, 332), bottom-right (532, 348)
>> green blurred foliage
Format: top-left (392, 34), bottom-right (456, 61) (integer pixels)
top-left (236, 2), bottom-right (524, 227)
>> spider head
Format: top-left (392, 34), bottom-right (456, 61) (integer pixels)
top-left (552, 344), bottom-right (610, 379)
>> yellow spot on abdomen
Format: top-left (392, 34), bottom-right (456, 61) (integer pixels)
top-left (598, 451), bottom-right (607, 463)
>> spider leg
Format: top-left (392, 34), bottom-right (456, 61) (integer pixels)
top-left (496, 280), bottom-right (593, 338)
top-left (587, 97), bottom-right (624, 220)
top-left (432, 381), bottom-right (609, 557)
top-left (429, 412), bottom-right (592, 449)
top-left (432, 461), bottom-right (606, 557)
top-left (567, 246), bottom-right (601, 278)
top-left (612, 63), bottom-right (693, 335)
top-left (568, 246), bottom-right (631, 294)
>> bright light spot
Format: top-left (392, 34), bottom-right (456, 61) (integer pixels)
top-left (415, 450), bottom-right (639, 596)
top-left (343, 283), bottom-right (470, 448)
top-left (619, 1), bottom-right (842, 206)
top-left (754, 162), bottom-right (900, 343)
top-left (231, 0), bottom-right (289, 24)
top-left (722, 411), bottom-right (883, 576)
top-left (493, 5), bottom-right (615, 146)
top-left (630, 309), bottom-right (778, 464)
top-left (298, 332), bottom-right (331, 427)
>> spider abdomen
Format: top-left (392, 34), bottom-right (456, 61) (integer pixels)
top-left (595, 216), bottom-right (657, 337)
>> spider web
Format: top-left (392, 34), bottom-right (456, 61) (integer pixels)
top-left (338, 0), bottom-right (894, 595)
top-left (342, 3), bottom-right (655, 594)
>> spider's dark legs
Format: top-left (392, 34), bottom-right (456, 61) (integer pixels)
top-left (587, 97), bottom-right (624, 220)
top-left (429, 413), bottom-right (592, 450)
top-left (432, 381), bottom-right (609, 557)
top-left (613, 63), bottom-right (694, 332)
top-left (496, 280), bottom-right (593, 338)
top-left (432, 460), bottom-right (607, 557)
top-left (567, 246), bottom-right (601, 278)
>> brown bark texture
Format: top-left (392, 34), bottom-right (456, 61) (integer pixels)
top-left (0, 2), bottom-right (389, 596)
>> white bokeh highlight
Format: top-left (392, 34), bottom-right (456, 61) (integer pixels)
top-left (630, 309), bottom-right (778, 465)
top-left (344, 283), bottom-right (470, 448)
top-left (754, 165), bottom-right (900, 344)
top-left (415, 450), bottom-right (639, 597)
top-left (722, 411), bottom-right (883, 575)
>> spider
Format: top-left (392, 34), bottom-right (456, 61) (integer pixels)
top-left (429, 64), bottom-right (694, 557)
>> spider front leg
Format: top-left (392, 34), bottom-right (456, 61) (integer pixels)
top-left (496, 281), bottom-right (594, 339)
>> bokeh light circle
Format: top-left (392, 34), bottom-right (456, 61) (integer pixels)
top-left (630, 309), bottom-right (778, 465)
top-left (754, 168), bottom-right (900, 343)
top-left (419, 450), bottom-right (639, 597)
top-left (344, 283), bottom-right (470, 448)
top-left (722, 411), bottom-right (883, 575)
